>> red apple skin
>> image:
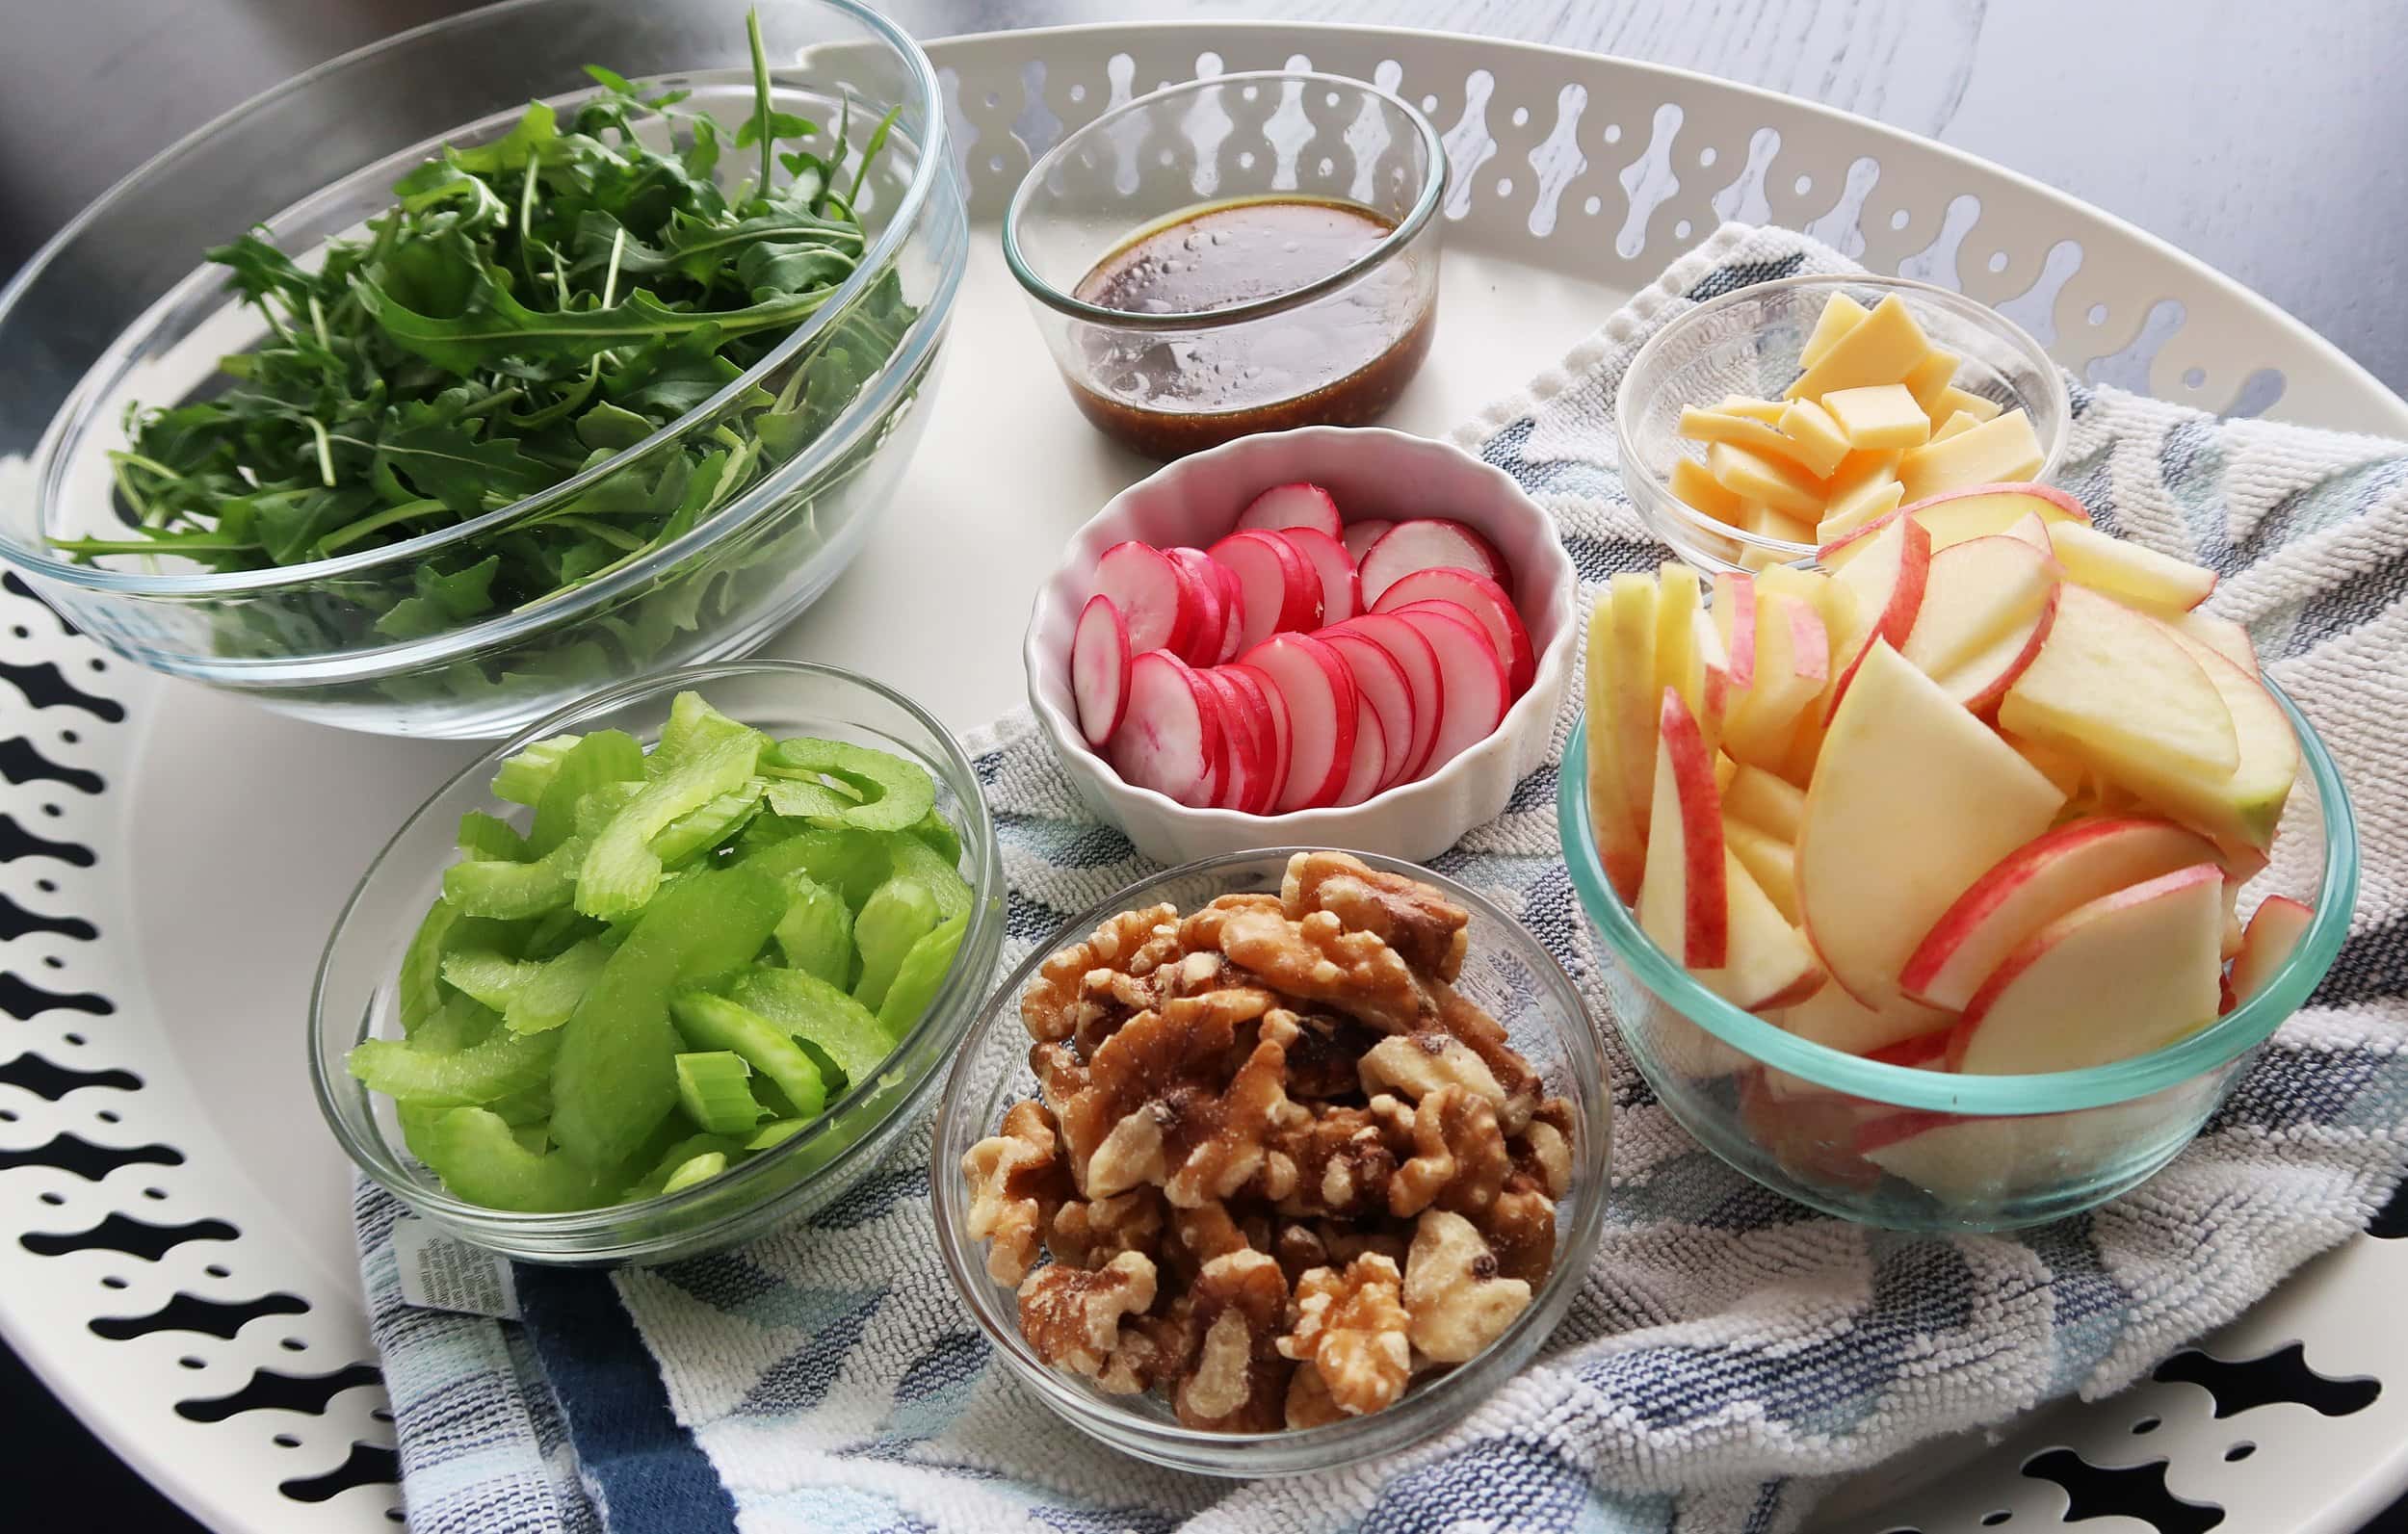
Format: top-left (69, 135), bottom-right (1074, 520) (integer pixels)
top-left (1818, 482), bottom-right (2094, 566)
top-left (1863, 1031), bottom-right (1950, 1069)
top-left (1714, 573), bottom-right (1759, 690)
top-left (1750, 965), bottom-right (1830, 1014)
top-left (1824, 515), bottom-right (1933, 721)
top-left (1660, 686), bottom-right (1729, 970)
top-left (1956, 583), bottom-right (2060, 719)
top-left (1943, 862), bottom-right (2225, 1070)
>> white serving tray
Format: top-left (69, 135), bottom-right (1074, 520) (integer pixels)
top-left (3, 20), bottom-right (2402, 1534)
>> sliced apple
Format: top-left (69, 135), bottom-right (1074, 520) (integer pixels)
top-left (1948, 863), bottom-right (2226, 1074)
top-left (1637, 688), bottom-right (1727, 969)
top-left (1823, 513), bottom-right (1931, 716)
top-left (1725, 816), bottom-right (1801, 923)
top-left (1797, 641), bottom-right (2066, 1031)
top-left (1855, 1113), bottom-right (2022, 1204)
top-left (1999, 583), bottom-right (2238, 780)
top-left (1898, 817), bottom-right (2221, 1010)
top-left (1694, 847), bottom-right (1825, 1011)
top-left (2229, 895), bottom-right (2314, 1007)
top-left (1740, 1070), bottom-right (1883, 1191)
top-left (1585, 574), bottom-right (1659, 899)
top-left (1901, 533), bottom-right (2058, 683)
top-left (1724, 763), bottom-right (1807, 841)
top-left (1997, 510), bottom-right (2054, 556)
top-left (2002, 729), bottom-right (2089, 800)
top-left (2097, 643), bottom-right (2295, 857)
top-left (1773, 975), bottom-right (1950, 1057)
top-left (1710, 572), bottom-right (1759, 692)
top-left (2150, 607), bottom-right (2259, 677)
top-left (1723, 590), bottom-right (1830, 769)
top-left (1819, 482), bottom-right (2090, 571)
top-left (2047, 520), bottom-right (2217, 611)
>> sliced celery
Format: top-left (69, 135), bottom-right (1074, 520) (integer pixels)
top-left (905, 806), bottom-right (961, 866)
top-left (877, 913), bottom-right (968, 1038)
top-left (443, 937), bottom-right (610, 1033)
top-left (651, 691), bottom-right (762, 774)
top-left (547, 866), bottom-right (785, 1170)
top-left (409, 993), bottom-right (499, 1053)
top-left (767, 738), bottom-right (934, 832)
top-left (772, 873), bottom-right (853, 985)
top-left (851, 876), bottom-right (940, 1012)
top-left (421, 1106), bottom-right (613, 1212)
top-left (443, 845), bottom-right (580, 921)
top-left (761, 777), bottom-right (856, 821)
top-left (397, 897), bottom-right (462, 1035)
top-left (674, 1051), bottom-right (767, 1135)
top-left (731, 967), bottom-right (892, 1089)
top-left (458, 811), bottom-right (531, 863)
top-left (349, 1017), bottom-right (558, 1107)
top-left (883, 831), bottom-right (972, 923)
top-left (660, 1151), bottom-right (729, 1194)
top-left (624, 1131), bottom-right (745, 1200)
top-left (491, 733), bottom-right (583, 807)
top-left (650, 783), bottom-right (764, 866)
top-left (669, 993), bottom-right (828, 1120)
top-left (575, 732), bottom-right (760, 921)
top-left (739, 824), bottom-right (889, 906)
top-left (528, 728), bottom-right (645, 856)
top-left (746, 1119), bottom-right (807, 1151)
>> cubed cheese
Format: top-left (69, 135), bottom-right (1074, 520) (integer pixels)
top-left (1799, 294), bottom-right (1871, 368)
top-left (1785, 295), bottom-right (1933, 400)
top-left (1678, 405), bottom-right (1845, 479)
top-left (1775, 398), bottom-right (1853, 478)
top-left (1671, 455), bottom-right (1747, 525)
top-left (1825, 448), bottom-right (1900, 500)
top-left (1741, 502), bottom-right (1817, 545)
top-left (1714, 395), bottom-right (1789, 424)
top-left (1708, 440), bottom-right (1826, 518)
top-left (1896, 408), bottom-right (2044, 501)
top-left (1902, 350), bottom-right (1961, 415)
top-left (1822, 383), bottom-right (1933, 451)
top-left (1933, 385), bottom-right (2002, 422)
top-left (1931, 410), bottom-right (1982, 443)
top-left (1815, 477), bottom-right (1905, 544)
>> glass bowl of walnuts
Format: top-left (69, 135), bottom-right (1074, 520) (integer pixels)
top-left (929, 848), bottom-right (1611, 1474)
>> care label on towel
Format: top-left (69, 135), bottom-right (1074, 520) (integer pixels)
top-left (392, 1216), bottom-right (521, 1320)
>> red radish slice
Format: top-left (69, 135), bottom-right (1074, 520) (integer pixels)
top-left (1223, 664), bottom-right (1291, 813)
top-left (1374, 567), bottom-right (1535, 695)
top-left (1209, 558), bottom-right (1245, 663)
top-left (1334, 694), bottom-right (1389, 807)
top-left (1070, 595), bottom-right (1132, 747)
top-left (1237, 482), bottom-right (1344, 539)
top-left (1331, 612), bottom-right (1444, 783)
top-left (1240, 633), bottom-right (1358, 812)
top-left (1341, 518), bottom-right (1396, 563)
top-left (1164, 548), bottom-right (1227, 664)
top-left (1106, 652), bottom-right (1217, 803)
top-left (1192, 676), bottom-right (1232, 809)
top-left (1093, 542), bottom-right (1191, 655)
top-left (1209, 530), bottom-right (1322, 650)
top-left (1276, 527), bottom-right (1362, 626)
top-left (1319, 627), bottom-right (1418, 790)
top-left (1389, 605), bottom-right (1507, 769)
top-left (1197, 668), bottom-right (1272, 812)
top-left (1357, 519), bottom-right (1507, 606)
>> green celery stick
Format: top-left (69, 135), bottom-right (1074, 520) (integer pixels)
top-left (421, 1106), bottom-right (613, 1211)
top-left (651, 691), bottom-right (762, 774)
top-left (397, 898), bottom-right (462, 1034)
top-left (492, 734), bottom-right (583, 806)
top-left (762, 777), bottom-right (855, 820)
top-left (548, 866), bottom-right (786, 1170)
top-left (905, 807), bottom-right (961, 865)
top-left (746, 1118), bottom-right (807, 1151)
top-left (877, 913), bottom-right (968, 1037)
top-left (772, 873), bottom-right (853, 984)
top-left (660, 1151), bottom-right (729, 1194)
top-left (528, 728), bottom-right (645, 856)
top-left (443, 937), bottom-right (611, 1033)
top-left (444, 844), bottom-right (581, 921)
top-left (350, 1017), bottom-right (558, 1106)
top-left (733, 966), bottom-right (892, 1088)
top-left (766, 738), bottom-right (934, 831)
top-left (669, 993), bottom-right (829, 1120)
top-left (675, 1051), bottom-right (767, 1134)
top-left (740, 824), bottom-right (890, 906)
top-left (409, 993), bottom-right (499, 1053)
top-left (851, 875), bottom-right (939, 1012)
top-left (458, 811), bottom-right (531, 862)
top-left (883, 830), bottom-right (972, 922)
top-left (623, 1131), bottom-right (745, 1199)
top-left (576, 732), bottom-right (761, 921)
top-left (650, 783), bottom-right (764, 865)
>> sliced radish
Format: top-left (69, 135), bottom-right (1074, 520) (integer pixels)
top-left (1070, 595), bottom-right (1132, 747)
top-left (1374, 567), bottom-right (1535, 695)
top-left (1196, 668), bottom-right (1270, 812)
top-left (1240, 633), bottom-right (1358, 813)
top-left (1237, 482), bottom-right (1344, 539)
top-left (1209, 558), bottom-right (1245, 663)
top-left (1341, 518), bottom-right (1396, 563)
top-left (1191, 675), bottom-right (1232, 809)
top-left (1209, 530), bottom-right (1322, 650)
top-left (1106, 651), bottom-right (1216, 803)
top-left (1318, 627), bottom-right (1418, 790)
top-left (1331, 612), bottom-right (1444, 782)
top-left (1389, 605), bottom-right (1507, 769)
top-left (1164, 547), bottom-right (1227, 664)
top-left (1093, 542), bottom-right (1191, 655)
top-left (1223, 664), bottom-right (1292, 814)
top-left (1357, 519), bottom-right (1507, 606)
top-left (1276, 527), bottom-right (1362, 627)
top-left (1334, 693), bottom-right (1389, 807)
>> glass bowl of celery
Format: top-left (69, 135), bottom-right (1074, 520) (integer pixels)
top-left (310, 661), bottom-right (1005, 1265)
top-left (0, 0), bottom-right (966, 738)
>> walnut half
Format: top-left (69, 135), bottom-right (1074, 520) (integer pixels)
top-left (1276, 1254), bottom-right (1412, 1418)
top-left (1017, 1250), bottom-right (1159, 1382)
top-left (961, 1101), bottom-right (1073, 1285)
top-left (1401, 1209), bottom-right (1531, 1365)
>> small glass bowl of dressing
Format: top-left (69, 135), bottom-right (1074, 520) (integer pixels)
top-left (1005, 71), bottom-right (1447, 459)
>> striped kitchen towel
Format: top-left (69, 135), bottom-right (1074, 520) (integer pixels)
top-left (357, 221), bottom-right (2408, 1534)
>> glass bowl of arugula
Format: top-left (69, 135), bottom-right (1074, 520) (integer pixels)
top-left (0, 0), bottom-right (966, 737)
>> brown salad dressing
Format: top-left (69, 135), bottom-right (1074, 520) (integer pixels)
top-left (1064, 195), bottom-right (1435, 458)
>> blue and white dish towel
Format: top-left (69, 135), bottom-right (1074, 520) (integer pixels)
top-left (356, 223), bottom-right (2408, 1533)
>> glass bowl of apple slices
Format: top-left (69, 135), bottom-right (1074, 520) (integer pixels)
top-left (1555, 487), bottom-right (2357, 1233)
top-left (1616, 273), bottom-right (2069, 576)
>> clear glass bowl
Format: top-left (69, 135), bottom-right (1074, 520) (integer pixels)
top-left (1004, 72), bottom-right (1445, 459)
top-left (929, 848), bottom-right (1612, 1475)
top-left (311, 662), bottom-right (1006, 1266)
top-left (0, 0), bottom-right (966, 739)
top-left (1615, 273), bottom-right (2070, 574)
top-left (1556, 682), bottom-right (2357, 1234)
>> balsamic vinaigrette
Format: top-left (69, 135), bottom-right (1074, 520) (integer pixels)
top-left (1063, 195), bottom-right (1435, 458)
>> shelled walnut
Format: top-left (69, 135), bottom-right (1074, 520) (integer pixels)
top-left (962, 852), bottom-right (1579, 1435)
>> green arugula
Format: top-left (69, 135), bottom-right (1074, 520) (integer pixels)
top-left (65, 9), bottom-right (916, 698)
